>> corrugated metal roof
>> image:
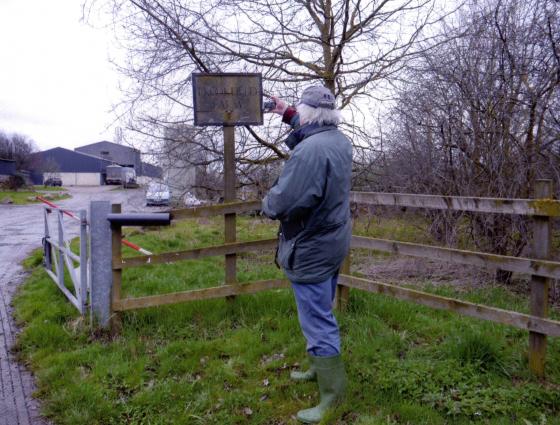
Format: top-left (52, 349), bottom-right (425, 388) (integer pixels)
top-left (77, 140), bottom-right (140, 153)
top-left (30, 147), bottom-right (114, 173)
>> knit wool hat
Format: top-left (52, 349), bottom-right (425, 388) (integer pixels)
top-left (298, 85), bottom-right (336, 110)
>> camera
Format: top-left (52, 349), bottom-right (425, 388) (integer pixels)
top-left (263, 99), bottom-right (276, 112)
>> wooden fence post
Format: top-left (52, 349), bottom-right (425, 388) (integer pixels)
top-left (111, 203), bottom-right (123, 332)
top-left (529, 179), bottom-right (552, 376)
top-left (223, 123), bottom-right (237, 294)
top-left (336, 253), bottom-right (351, 311)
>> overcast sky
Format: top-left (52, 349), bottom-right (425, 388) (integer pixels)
top-left (0, 0), bottom-right (120, 151)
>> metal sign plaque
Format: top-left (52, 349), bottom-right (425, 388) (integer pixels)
top-left (192, 73), bottom-right (263, 126)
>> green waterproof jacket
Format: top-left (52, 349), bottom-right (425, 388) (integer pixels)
top-left (262, 120), bottom-right (352, 283)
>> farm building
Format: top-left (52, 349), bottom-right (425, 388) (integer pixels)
top-left (75, 141), bottom-right (141, 170)
top-left (75, 141), bottom-right (161, 183)
top-left (29, 147), bottom-right (114, 186)
top-left (29, 142), bottom-right (162, 186)
top-left (142, 162), bottom-right (162, 180)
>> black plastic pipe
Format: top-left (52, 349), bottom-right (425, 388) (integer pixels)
top-left (107, 213), bottom-right (171, 227)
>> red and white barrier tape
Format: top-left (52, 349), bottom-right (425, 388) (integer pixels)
top-left (37, 196), bottom-right (153, 256)
top-left (37, 196), bottom-right (80, 221)
top-left (121, 239), bottom-right (153, 256)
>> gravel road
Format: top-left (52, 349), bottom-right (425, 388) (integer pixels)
top-left (0, 186), bottom-right (150, 425)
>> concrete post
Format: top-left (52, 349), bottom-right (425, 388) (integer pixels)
top-left (110, 204), bottom-right (122, 331)
top-left (89, 201), bottom-right (112, 327)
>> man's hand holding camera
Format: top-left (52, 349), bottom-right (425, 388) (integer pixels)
top-left (264, 96), bottom-right (288, 116)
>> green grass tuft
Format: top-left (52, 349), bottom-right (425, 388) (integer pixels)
top-left (446, 329), bottom-right (506, 373)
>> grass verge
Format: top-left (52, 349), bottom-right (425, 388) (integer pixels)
top-left (1, 188), bottom-right (70, 205)
top-left (34, 185), bottom-right (69, 192)
top-left (12, 216), bottom-right (560, 424)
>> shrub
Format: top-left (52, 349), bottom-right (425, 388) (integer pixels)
top-left (0, 175), bottom-right (25, 190)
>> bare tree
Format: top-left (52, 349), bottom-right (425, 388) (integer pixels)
top-left (380, 0), bottom-right (560, 282)
top-left (86, 0), bottom-right (450, 196)
top-left (0, 130), bottom-right (38, 170)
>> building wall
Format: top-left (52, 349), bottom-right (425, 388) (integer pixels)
top-left (141, 162), bottom-right (162, 178)
top-left (163, 166), bottom-right (196, 200)
top-left (137, 176), bottom-right (154, 186)
top-left (59, 172), bottom-right (101, 186)
top-left (159, 135), bottom-right (198, 199)
top-left (0, 159), bottom-right (16, 176)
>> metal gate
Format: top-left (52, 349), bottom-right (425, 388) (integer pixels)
top-left (42, 205), bottom-right (89, 314)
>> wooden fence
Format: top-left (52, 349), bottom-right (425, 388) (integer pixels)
top-left (108, 180), bottom-right (560, 376)
top-left (110, 201), bottom-right (289, 315)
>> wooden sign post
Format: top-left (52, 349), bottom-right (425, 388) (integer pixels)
top-left (192, 73), bottom-right (264, 291)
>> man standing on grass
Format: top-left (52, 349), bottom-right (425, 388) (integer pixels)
top-left (262, 85), bottom-right (352, 423)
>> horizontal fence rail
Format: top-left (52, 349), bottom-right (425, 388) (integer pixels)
top-left (47, 239), bottom-right (81, 263)
top-left (162, 194), bottom-right (560, 219)
top-left (351, 236), bottom-right (560, 280)
top-left (114, 279), bottom-right (289, 311)
top-left (117, 239), bottom-right (278, 269)
top-left (170, 200), bottom-right (261, 221)
top-left (339, 275), bottom-right (560, 337)
top-left (167, 193), bottom-right (560, 220)
top-left (350, 191), bottom-right (560, 216)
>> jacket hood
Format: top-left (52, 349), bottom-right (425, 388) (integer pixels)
top-left (285, 123), bottom-right (338, 150)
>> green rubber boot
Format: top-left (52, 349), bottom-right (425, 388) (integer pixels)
top-left (290, 354), bottom-right (317, 382)
top-left (296, 354), bottom-right (346, 424)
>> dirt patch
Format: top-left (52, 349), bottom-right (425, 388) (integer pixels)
top-left (356, 254), bottom-right (500, 291)
top-left (354, 254), bottom-right (560, 306)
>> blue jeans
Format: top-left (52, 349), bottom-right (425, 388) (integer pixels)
top-left (291, 274), bottom-right (341, 357)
